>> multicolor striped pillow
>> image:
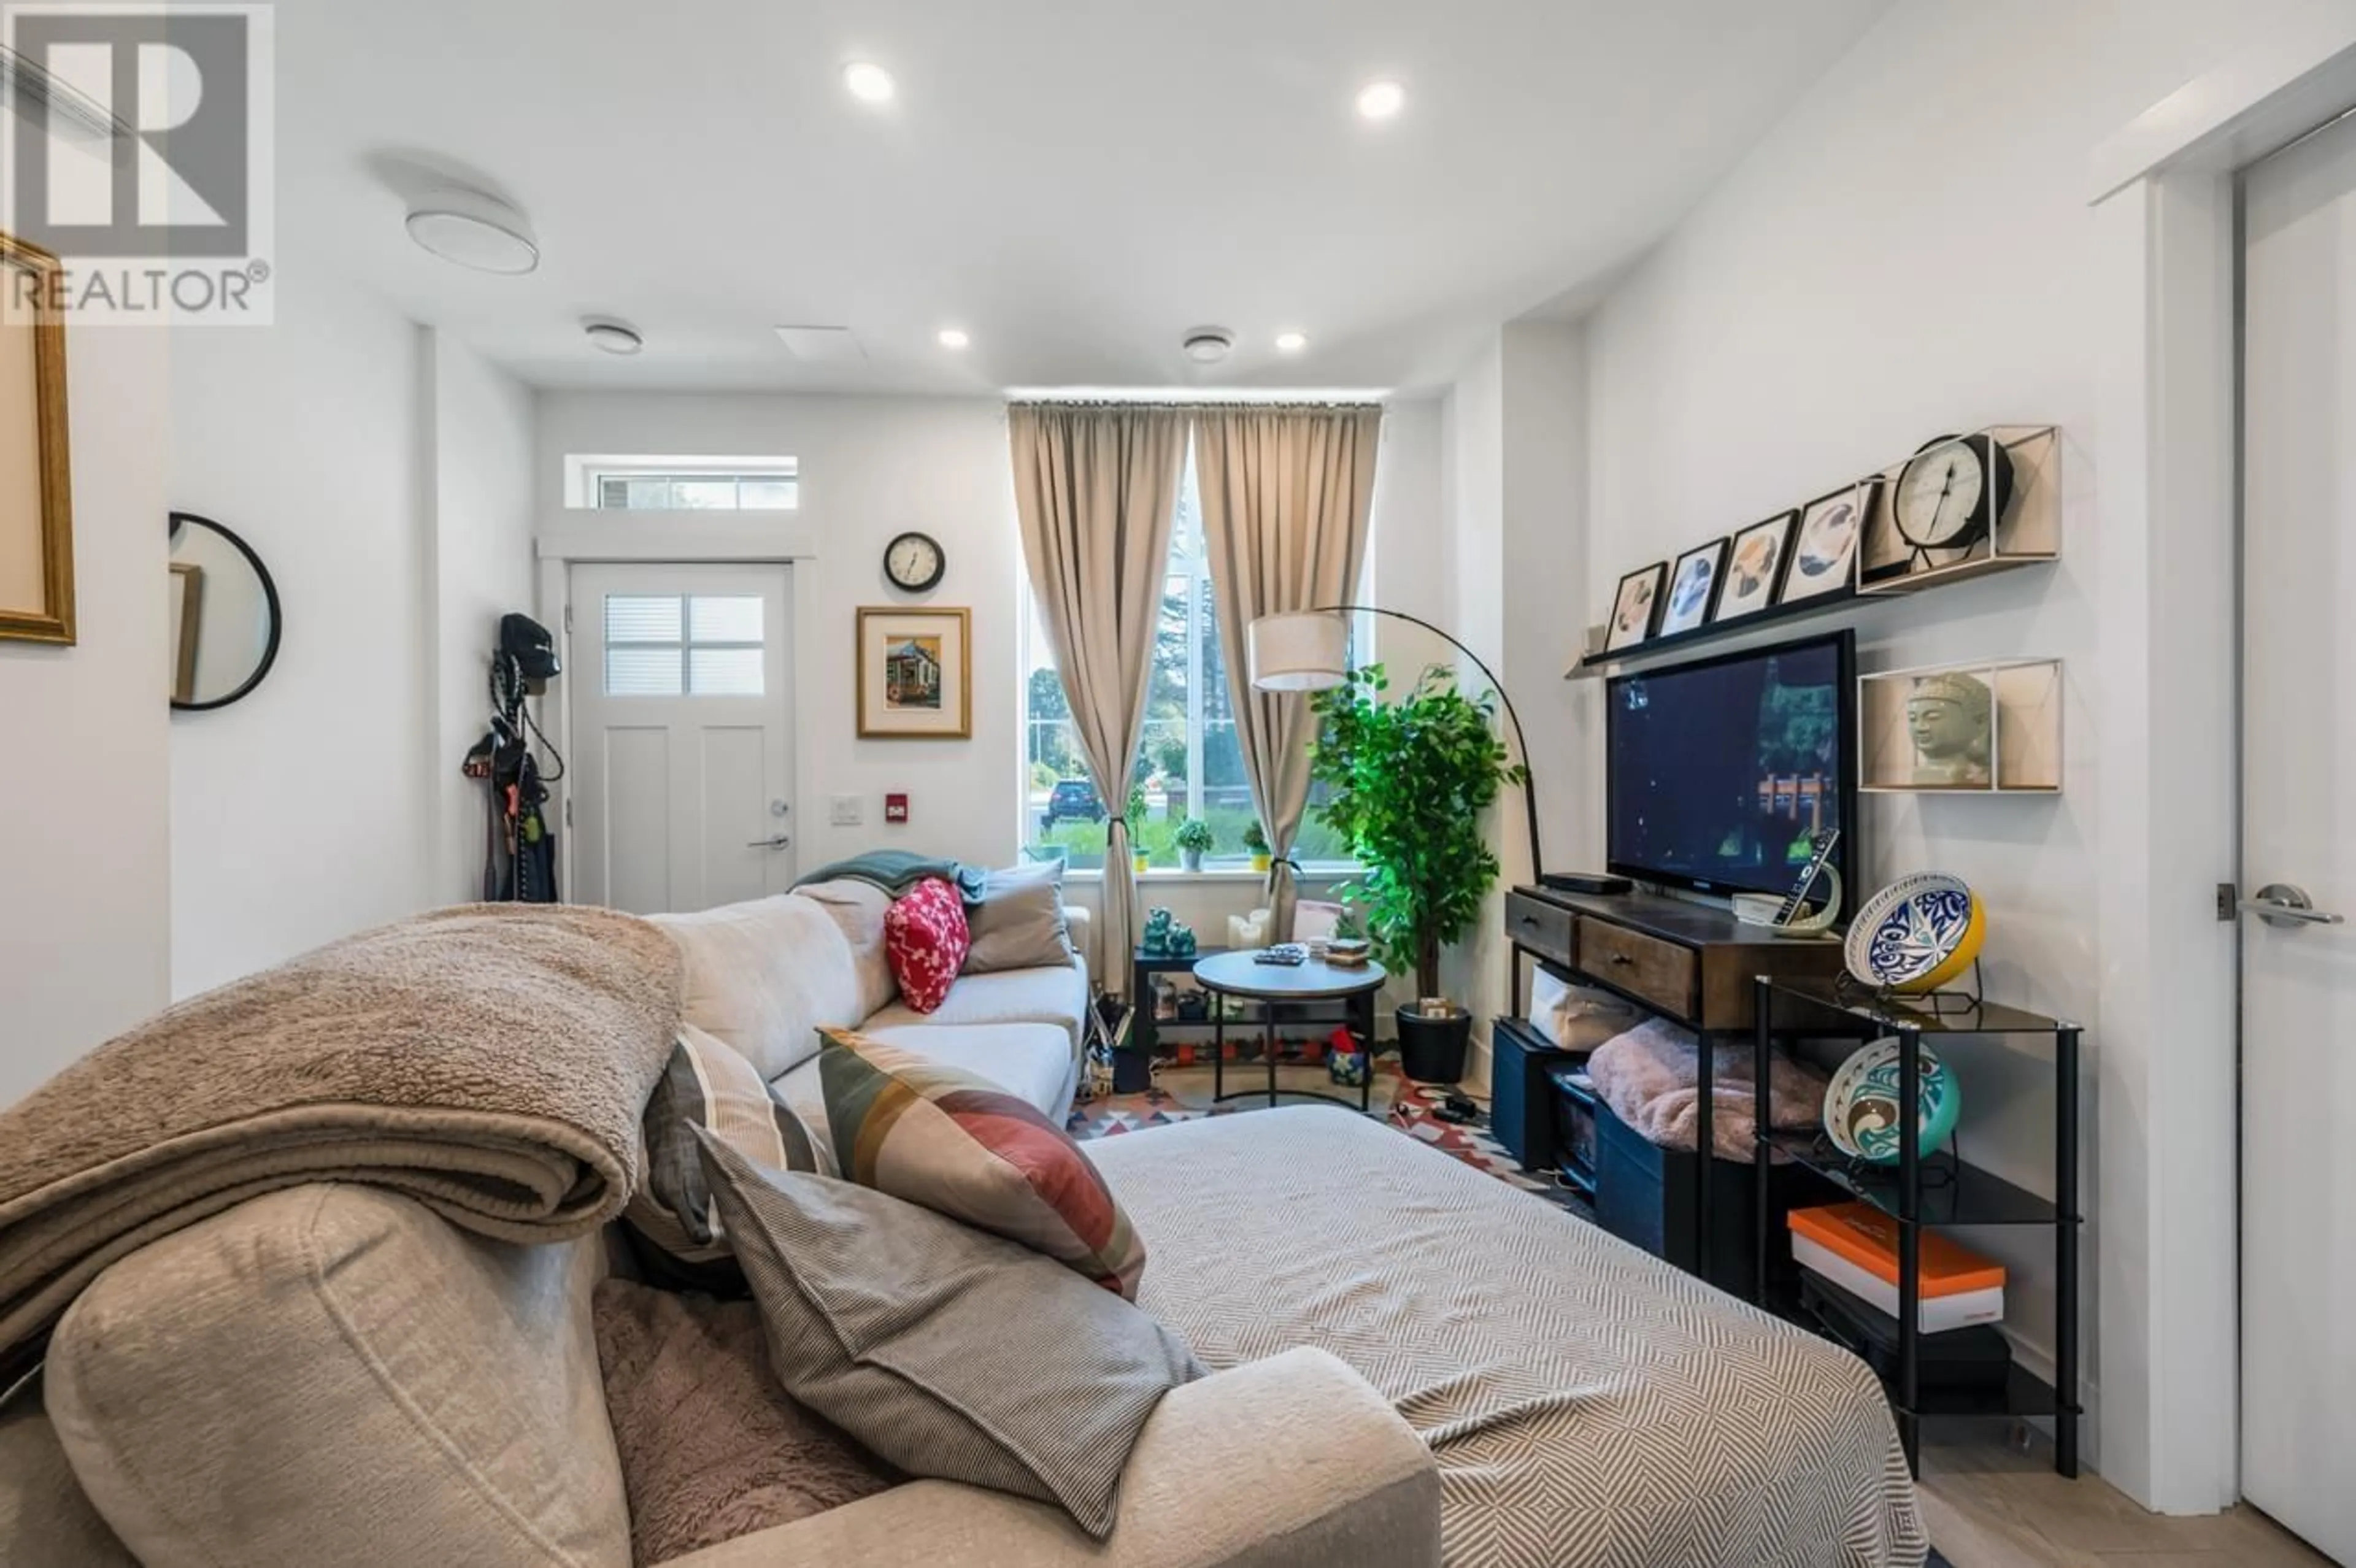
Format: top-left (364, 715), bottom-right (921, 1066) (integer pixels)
top-left (817, 1029), bottom-right (1146, 1299)
top-left (625, 1024), bottom-right (824, 1290)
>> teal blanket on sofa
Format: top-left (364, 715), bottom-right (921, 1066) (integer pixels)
top-left (794, 851), bottom-right (984, 902)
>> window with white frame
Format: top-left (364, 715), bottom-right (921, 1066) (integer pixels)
top-left (570, 456), bottom-right (799, 511)
top-left (1020, 453), bottom-right (1368, 871)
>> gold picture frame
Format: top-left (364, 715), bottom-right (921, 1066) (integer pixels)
top-left (0, 230), bottom-right (74, 645)
top-left (856, 606), bottom-right (972, 739)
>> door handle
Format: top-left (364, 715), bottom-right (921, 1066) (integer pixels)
top-left (2239, 883), bottom-right (2346, 929)
top-left (746, 834), bottom-right (791, 850)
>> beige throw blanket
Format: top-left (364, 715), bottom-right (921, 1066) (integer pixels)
top-left (0, 904), bottom-right (683, 1378)
top-left (1588, 1015), bottom-right (1830, 1161)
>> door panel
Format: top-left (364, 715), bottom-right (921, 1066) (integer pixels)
top-left (569, 563), bottom-right (795, 914)
top-left (2239, 112), bottom-right (2356, 1565)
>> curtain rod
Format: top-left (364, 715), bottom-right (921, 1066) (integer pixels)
top-left (1004, 396), bottom-right (1388, 412)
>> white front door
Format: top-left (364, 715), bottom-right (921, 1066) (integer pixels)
top-left (569, 563), bottom-right (796, 914)
top-left (2239, 112), bottom-right (2356, 1565)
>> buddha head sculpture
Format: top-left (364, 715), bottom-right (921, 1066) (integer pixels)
top-left (1906, 672), bottom-right (1993, 785)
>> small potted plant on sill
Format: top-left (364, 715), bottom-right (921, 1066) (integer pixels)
top-left (1242, 821), bottom-right (1272, 874)
top-left (1309, 663), bottom-right (1527, 1085)
top-left (1174, 817), bottom-right (1214, 873)
top-left (1126, 786), bottom-right (1152, 875)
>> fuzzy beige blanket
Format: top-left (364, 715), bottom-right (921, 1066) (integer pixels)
top-left (0, 904), bottom-right (683, 1378)
top-left (1587, 1016), bottom-right (1829, 1161)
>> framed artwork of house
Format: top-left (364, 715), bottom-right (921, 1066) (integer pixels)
top-left (0, 231), bottom-right (74, 645)
top-left (857, 605), bottom-right (972, 739)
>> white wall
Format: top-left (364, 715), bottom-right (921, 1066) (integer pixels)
top-left (424, 331), bottom-right (537, 902)
top-left (1562, 0), bottom-right (2306, 1501)
top-left (0, 328), bottom-right (173, 1104)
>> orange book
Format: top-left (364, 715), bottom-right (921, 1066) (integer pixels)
top-left (1787, 1203), bottom-right (2006, 1299)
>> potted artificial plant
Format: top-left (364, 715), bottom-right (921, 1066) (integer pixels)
top-left (1174, 817), bottom-right (1214, 872)
top-left (1242, 821), bottom-right (1272, 873)
top-left (1309, 664), bottom-right (1528, 1084)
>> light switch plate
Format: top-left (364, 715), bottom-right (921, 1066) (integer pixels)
top-left (829, 794), bottom-right (863, 826)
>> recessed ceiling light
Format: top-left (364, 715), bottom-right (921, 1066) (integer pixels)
top-left (582, 317), bottom-right (643, 356)
top-left (1274, 330), bottom-right (1308, 353)
top-left (1355, 80), bottom-right (1406, 121)
top-left (937, 327), bottom-right (970, 350)
top-left (404, 186), bottom-right (539, 274)
top-left (842, 61), bottom-right (895, 104)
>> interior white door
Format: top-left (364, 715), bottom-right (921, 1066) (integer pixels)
top-left (569, 563), bottom-right (796, 914)
top-left (2239, 112), bottom-right (2356, 1566)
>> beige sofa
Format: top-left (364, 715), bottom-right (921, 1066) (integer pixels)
top-left (5, 885), bottom-right (1445, 1568)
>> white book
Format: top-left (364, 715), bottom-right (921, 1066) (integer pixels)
top-left (1793, 1234), bottom-right (2004, 1333)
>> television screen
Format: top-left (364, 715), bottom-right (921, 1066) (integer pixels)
top-left (1605, 631), bottom-right (1854, 902)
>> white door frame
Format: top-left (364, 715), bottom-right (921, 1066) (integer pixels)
top-left (536, 513), bottom-right (829, 905)
top-left (2088, 9), bottom-right (2356, 1515)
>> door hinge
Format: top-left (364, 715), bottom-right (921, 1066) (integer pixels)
top-left (2215, 882), bottom-right (2237, 922)
top-left (563, 604), bottom-right (572, 635)
top-left (564, 796), bottom-right (572, 829)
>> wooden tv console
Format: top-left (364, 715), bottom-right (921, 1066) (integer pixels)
top-left (1503, 885), bottom-right (1847, 1282)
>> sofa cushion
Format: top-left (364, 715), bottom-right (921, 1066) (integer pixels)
top-left (818, 1031), bottom-right (1145, 1297)
top-left (650, 894), bottom-right (861, 1079)
top-left (625, 1024), bottom-right (827, 1289)
top-left (963, 861), bottom-right (1076, 975)
top-left (45, 1185), bottom-right (629, 1568)
top-left (865, 963), bottom-right (1087, 1050)
top-left (858, 1023), bottom-right (1077, 1123)
top-left (0, 1379), bottom-right (137, 1567)
top-left (795, 878), bottom-right (898, 1019)
top-left (693, 1131), bottom-right (1202, 1540)
top-left (591, 1277), bottom-right (895, 1564)
top-left (883, 878), bottom-right (971, 1013)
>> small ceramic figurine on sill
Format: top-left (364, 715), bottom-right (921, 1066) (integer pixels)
top-left (1906, 671), bottom-right (1993, 786)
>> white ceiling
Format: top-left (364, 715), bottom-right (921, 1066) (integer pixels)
top-left (280, 0), bottom-right (1892, 394)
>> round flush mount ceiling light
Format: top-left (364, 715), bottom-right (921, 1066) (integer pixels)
top-left (937, 326), bottom-right (970, 349)
top-left (582, 317), bottom-right (644, 356)
top-left (1274, 330), bottom-right (1308, 353)
top-left (1355, 79), bottom-right (1406, 121)
top-left (1182, 325), bottom-right (1236, 364)
top-left (842, 61), bottom-right (896, 104)
top-left (404, 186), bottom-right (539, 275)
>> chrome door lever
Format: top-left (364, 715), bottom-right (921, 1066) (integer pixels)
top-left (746, 834), bottom-right (792, 850)
top-left (2239, 883), bottom-right (2346, 929)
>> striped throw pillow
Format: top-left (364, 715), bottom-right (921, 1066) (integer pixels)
top-left (626, 1024), bottom-right (823, 1290)
top-left (818, 1029), bottom-right (1147, 1299)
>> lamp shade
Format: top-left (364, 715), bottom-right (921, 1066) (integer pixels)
top-left (1249, 611), bottom-right (1350, 693)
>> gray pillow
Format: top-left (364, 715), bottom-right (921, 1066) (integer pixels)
top-left (962, 860), bottom-right (1076, 974)
top-left (692, 1128), bottom-right (1203, 1539)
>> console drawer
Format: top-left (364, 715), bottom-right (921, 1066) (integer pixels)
top-left (1576, 920), bottom-right (1698, 1021)
top-left (1504, 891), bottom-right (1576, 970)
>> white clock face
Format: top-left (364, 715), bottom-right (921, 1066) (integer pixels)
top-left (887, 534), bottom-right (941, 587)
top-left (1896, 443), bottom-right (1985, 547)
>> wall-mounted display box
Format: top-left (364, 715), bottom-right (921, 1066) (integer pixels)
top-left (1860, 658), bottom-right (2063, 794)
top-left (1857, 424), bottom-right (2060, 596)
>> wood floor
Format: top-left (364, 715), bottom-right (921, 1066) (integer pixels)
top-left (1919, 1426), bottom-right (2336, 1567)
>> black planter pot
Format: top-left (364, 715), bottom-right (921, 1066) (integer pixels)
top-left (1395, 1005), bottom-right (1473, 1085)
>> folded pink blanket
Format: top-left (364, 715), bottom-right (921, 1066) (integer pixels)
top-left (1587, 1017), bottom-right (1828, 1162)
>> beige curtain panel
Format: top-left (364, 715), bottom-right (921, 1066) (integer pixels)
top-left (1008, 403), bottom-right (1190, 996)
top-left (1193, 404), bottom-right (1384, 937)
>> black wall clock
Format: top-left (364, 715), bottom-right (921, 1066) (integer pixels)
top-left (884, 531), bottom-right (945, 592)
top-left (1893, 433), bottom-right (2015, 553)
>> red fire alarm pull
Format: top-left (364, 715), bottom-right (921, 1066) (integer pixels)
top-left (885, 793), bottom-right (909, 824)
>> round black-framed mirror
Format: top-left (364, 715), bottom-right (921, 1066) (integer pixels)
top-left (167, 510), bottom-right (282, 711)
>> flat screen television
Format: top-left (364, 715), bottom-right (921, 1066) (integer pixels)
top-left (1605, 629), bottom-right (1856, 905)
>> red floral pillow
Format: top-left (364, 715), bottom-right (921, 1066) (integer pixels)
top-left (883, 877), bottom-right (972, 1013)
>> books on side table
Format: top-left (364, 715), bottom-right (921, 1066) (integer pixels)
top-left (1788, 1202), bottom-right (2005, 1333)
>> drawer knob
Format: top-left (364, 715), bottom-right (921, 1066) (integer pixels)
top-left (1610, 953), bottom-right (1631, 966)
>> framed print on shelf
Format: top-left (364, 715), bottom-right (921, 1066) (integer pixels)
top-left (857, 606), bottom-right (972, 739)
top-left (1712, 510), bottom-right (1796, 623)
top-left (0, 231), bottom-right (73, 645)
top-left (1658, 538), bottom-right (1728, 637)
top-left (1604, 563), bottom-right (1667, 651)
top-left (1779, 483), bottom-right (1871, 605)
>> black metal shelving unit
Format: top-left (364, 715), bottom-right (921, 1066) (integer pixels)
top-left (1752, 976), bottom-right (2082, 1478)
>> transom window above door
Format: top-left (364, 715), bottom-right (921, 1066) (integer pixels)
top-left (603, 593), bottom-right (766, 696)
top-left (566, 455), bottom-right (799, 512)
